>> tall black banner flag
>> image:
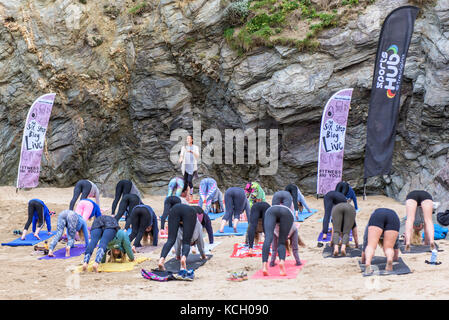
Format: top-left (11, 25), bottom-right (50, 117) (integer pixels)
top-left (364, 6), bottom-right (419, 186)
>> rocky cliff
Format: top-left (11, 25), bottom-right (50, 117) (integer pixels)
top-left (0, 0), bottom-right (448, 207)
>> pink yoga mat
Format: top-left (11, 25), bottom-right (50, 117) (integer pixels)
top-left (251, 260), bottom-right (306, 280)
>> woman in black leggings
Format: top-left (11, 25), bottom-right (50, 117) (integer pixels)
top-left (128, 205), bottom-right (158, 249)
top-left (262, 191), bottom-right (294, 276)
top-left (69, 179), bottom-right (100, 210)
top-left (362, 208), bottom-right (400, 274)
top-left (114, 193), bottom-right (142, 230)
top-left (160, 196), bottom-right (182, 230)
top-left (111, 180), bottom-right (141, 216)
top-left (322, 191), bottom-right (347, 240)
top-left (158, 203), bottom-right (198, 271)
top-left (219, 187), bottom-right (250, 233)
top-left (404, 190), bottom-right (434, 252)
top-left (247, 202), bottom-right (271, 253)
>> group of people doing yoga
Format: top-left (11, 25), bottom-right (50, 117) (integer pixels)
top-left (322, 181), bottom-right (436, 274)
top-left (20, 170), bottom-right (438, 277)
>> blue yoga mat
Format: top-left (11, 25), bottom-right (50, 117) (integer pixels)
top-left (295, 209), bottom-right (318, 222)
top-left (208, 212), bottom-right (225, 220)
top-left (1, 231), bottom-right (57, 247)
top-left (214, 222), bottom-right (248, 237)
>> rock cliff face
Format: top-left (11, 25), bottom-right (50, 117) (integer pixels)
top-left (0, 0), bottom-right (448, 206)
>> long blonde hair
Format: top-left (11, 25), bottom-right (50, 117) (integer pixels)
top-left (78, 229), bottom-right (85, 242)
top-left (142, 231), bottom-right (153, 246)
top-left (108, 249), bottom-right (127, 263)
top-left (285, 232), bottom-right (306, 254)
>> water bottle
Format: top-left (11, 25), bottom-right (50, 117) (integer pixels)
top-left (430, 249), bottom-right (438, 264)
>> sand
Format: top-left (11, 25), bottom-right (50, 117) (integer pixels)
top-left (0, 186), bottom-right (448, 300)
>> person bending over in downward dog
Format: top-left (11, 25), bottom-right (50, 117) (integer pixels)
top-left (285, 183), bottom-right (312, 218)
top-left (248, 182), bottom-right (266, 207)
top-left (167, 177), bottom-right (185, 198)
top-left (247, 201), bottom-right (271, 255)
top-left (128, 204), bottom-right (159, 250)
top-left (21, 199), bottom-right (53, 240)
top-left (172, 211), bottom-right (207, 278)
top-left (335, 181), bottom-right (359, 212)
top-left (219, 187), bottom-right (251, 233)
top-left (404, 190), bottom-right (435, 252)
top-left (361, 208), bottom-right (400, 274)
top-left (114, 193), bottom-right (142, 230)
top-left (82, 215), bottom-right (121, 272)
top-left (321, 190), bottom-right (347, 240)
top-left (48, 210), bottom-right (89, 257)
top-left (110, 179), bottom-right (141, 216)
top-left (262, 191), bottom-right (295, 276)
top-left (69, 179), bottom-right (100, 210)
top-left (158, 204), bottom-right (201, 271)
top-left (198, 177), bottom-right (221, 213)
top-left (104, 228), bottom-right (136, 263)
top-left (75, 199), bottom-right (102, 222)
top-left (192, 206), bottom-right (214, 244)
top-left (160, 196), bottom-right (182, 230)
top-left (270, 221), bottom-right (305, 267)
top-left (330, 203), bottom-right (356, 256)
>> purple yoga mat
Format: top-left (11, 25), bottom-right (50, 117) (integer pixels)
top-left (318, 229), bottom-right (353, 242)
top-left (38, 244), bottom-right (86, 260)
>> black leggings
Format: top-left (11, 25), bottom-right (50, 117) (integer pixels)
top-left (182, 171), bottom-right (195, 193)
top-left (272, 191), bottom-right (293, 209)
top-left (223, 187), bottom-right (246, 221)
top-left (406, 190), bottom-right (433, 206)
top-left (285, 184), bottom-right (299, 212)
top-left (247, 202), bottom-right (271, 249)
top-left (368, 208), bottom-right (400, 231)
top-left (129, 206), bottom-right (153, 247)
top-left (115, 194), bottom-right (141, 230)
top-left (160, 204), bottom-right (197, 259)
top-left (161, 196), bottom-right (181, 230)
top-left (24, 200), bottom-right (44, 231)
top-left (322, 191), bottom-right (347, 234)
top-left (69, 180), bottom-right (92, 210)
top-left (262, 205), bottom-right (294, 263)
top-left (111, 180), bottom-right (133, 216)
top-left (335, 181), bottom-right (350, 197)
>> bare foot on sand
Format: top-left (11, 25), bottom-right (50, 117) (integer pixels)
top-left (279, 261), bottom-right (286, 276)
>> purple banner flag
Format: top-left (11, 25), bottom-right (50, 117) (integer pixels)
top-left (16, 93), bottom-right (56, 189)
top-left (316, 89), bottom-right (353, 196)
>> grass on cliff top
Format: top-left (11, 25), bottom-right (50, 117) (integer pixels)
top-left (223, 0), bottom-right (376, 54)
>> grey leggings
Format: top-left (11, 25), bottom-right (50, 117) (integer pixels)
top-left (262, 205), bottom-right (293, 263)
top-left (223, 187), bottom-right (246, 221)
top-left (271, 191), bottom-right (293, 209)
top-left (331, 202), bottom-right (356, 246)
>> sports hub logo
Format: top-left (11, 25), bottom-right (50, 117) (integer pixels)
top-left (375, 44), bottom-right (405, 99)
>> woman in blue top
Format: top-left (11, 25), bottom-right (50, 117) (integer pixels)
top-left (48, 210), bottom-right (89, 258)
top-left (21, 199), bottom-right (53, 240)
top-left (335, 181), bottom-right (359, 211)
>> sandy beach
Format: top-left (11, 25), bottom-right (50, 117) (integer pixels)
top-left (0, 186), bottom-right (448, 300)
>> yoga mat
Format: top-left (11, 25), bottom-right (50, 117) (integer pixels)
top-left (135, 243), bottom-right (163, 254)
top-left (295, 209), bottom-right (318, 222)
top-left (208, 212), bottom-right (225, 220)
top-left (358, 257), bottom-right (412, 276)
top-left (1, 231), bottom-right (56, 247)
top-left (251, 260), bottom-right (306, 280)
top-left (230, 242), bottom-right (290, 258)
top-left (159, 228), bottom-right (168, 239)
top-left (153, 254), bottom-right (213, 274)
top-left (188, 199), bottom-right (199, 204)
top-left (398, 240), bottom-right (442, 254)
top-left (317, 229), bottom-right (353, 243)
top-left (39, 244), bottom-right (85, 260)
top-left (74, 256), bottom-right (149, 273)
top-left (322, 244), bottom-right (362, 258)
top-left (213, 222), bottom-right (248, 237)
